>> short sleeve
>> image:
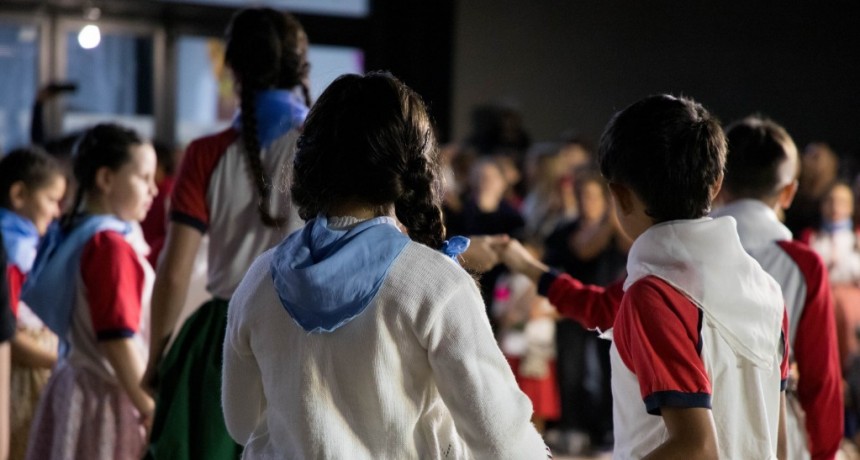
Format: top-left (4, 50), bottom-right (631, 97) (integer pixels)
top-left (614, 276), bottom-right (711, 415)
top-left (80, 231), bottom-right (144, 341)
top-left (0, 234), bottom-right (14, 342)
top-left (169, 129), bottom-right (238, 233)
top-left (6, 264), bottom-right (25, 317)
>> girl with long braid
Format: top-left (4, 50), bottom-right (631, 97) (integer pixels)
top-left (222, 72), bottom-right (550, 459)
top-left (142, 8), bottom-right (310, 459)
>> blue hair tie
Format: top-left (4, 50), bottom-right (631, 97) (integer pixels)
top-left (440, 235), bottom-right (470, 263)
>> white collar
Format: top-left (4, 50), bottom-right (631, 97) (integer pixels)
top-left (626, 217), bottom-right (784, 369)
top-left (711, 199), bottom-right (792, 250)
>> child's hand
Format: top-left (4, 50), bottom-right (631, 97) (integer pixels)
top-left (500, 240), bottom-right (550, 284)
top-left (499, 240), bottom-right (533, 272)
top-left (136, 391), bottom-right (156, 440)
top-left (461, 234), bottom-right (510, 273)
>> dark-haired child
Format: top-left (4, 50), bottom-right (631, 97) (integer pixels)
top-left (23, 124), bottom-right (157, 460)
top-left (222, 72), bottom-right (549, 459)
top-left (0, 147), bottom-right (66, 458)
top-left (713, 116), bottom-right (842, 460)
top-left (143, 7), bottom-right (311, 459)
top-left (501, 95), bottom-right (789, 458)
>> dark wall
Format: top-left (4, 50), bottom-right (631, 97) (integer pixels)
top-left (365, 0), bottom-right (455, 140)
top-left (453, 1), bottom-right (860, 159)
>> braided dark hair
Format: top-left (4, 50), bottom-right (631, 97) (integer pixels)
top-left (292, 72), bottom-right (446, 249)
top-left (62, 123), bottom-right (143, 231)
top-left (224, 8), bottom-right (310, 227)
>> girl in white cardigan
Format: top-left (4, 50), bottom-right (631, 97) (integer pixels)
top-left (222, 72), bottom-right (549, 459)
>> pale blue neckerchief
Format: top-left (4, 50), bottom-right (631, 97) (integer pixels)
top-left (231, 89), bottom-right (309, 148)
top-left (0, 208), bottom-right (40, 273)
top-left (22, 215), bottom-right (131, 355)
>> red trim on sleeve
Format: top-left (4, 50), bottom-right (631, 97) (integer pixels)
top-left (80, 231), bottom-right (145, 340)
top-left (545, 273), bottom-right (622, 332)
top-left (777, 240), bottom-right (843, 460)
top-left (614, 276), bottom-right (712, 413)
top-left (6, 264), bottom-right (25, 317)
top-left (169, 128), bottom-right (239, 232)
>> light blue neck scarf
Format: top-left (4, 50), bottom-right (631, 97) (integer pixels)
top-left (271, 215), bottom-right (410, 333)
top-left (231, 89), bottom-right (309, 149)
top-left (22, 215), bottom-right (131, 354)
top-left (0, 208), bottom-right (40, 273)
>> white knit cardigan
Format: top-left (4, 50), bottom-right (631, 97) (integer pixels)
top-left (223, 241), bottom-right (547, 459)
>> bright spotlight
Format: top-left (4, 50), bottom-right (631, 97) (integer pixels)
top-left (78, 24), bottom-right (101, 49)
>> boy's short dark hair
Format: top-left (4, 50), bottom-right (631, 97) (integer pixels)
top-left (723, 116), bottom-right (797, 200)
top-left (598, 94), bottom-right (726, 222)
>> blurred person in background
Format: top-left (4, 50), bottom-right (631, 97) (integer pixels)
top-left (139, 140), bottom-right (178, 267)
top-left (542, 171), bottom-right (629, 455)
top-left (520, 142), bottom-right (577, 244)
top-left (785, 142), bottom-right (840, 237)
top-left (801, 183), bottom-right (860, 370)
top-left (447, 157), bottom-right (525, 325)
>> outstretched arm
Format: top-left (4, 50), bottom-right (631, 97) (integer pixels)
top-left (460, 234), bottom-right (510, 273)
top-left (500, 239), bottom-right (622, 331)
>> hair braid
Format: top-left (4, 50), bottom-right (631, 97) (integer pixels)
top-left (239, 83), bottom-right (286, 227)
top-left (395, 152), bottom-right (446, 249)
top-left (60, 188), bottom-right (85, 233)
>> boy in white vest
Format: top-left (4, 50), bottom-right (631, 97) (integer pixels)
top-left (501, 94), bottom-right (789, 459)
top-left (713, 116), bottom-right (842, 459)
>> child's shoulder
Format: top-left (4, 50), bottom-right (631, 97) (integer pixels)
top-left (81, 229), bottom-right (141, 265)
top-left (774, 238), bottom-right (827, 273)
top-left (386, 240), bottom-right (476, 295)
top-left (183, 127), bottom-right (241, 163)
top-left (623, 275), bottom-right (695, 312)
top-left (85, 229), bottom-right (132, 250)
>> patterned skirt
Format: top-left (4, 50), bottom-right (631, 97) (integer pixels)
top-left (25, 362), bottom-right (145, 460)
top-left (10, 327), bottom-right (57, 460)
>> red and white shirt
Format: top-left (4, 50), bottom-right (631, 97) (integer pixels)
top-left (542, 217), bottom-right (788, 459)
top-left (5, 263), bottom-right (25, 317)
top-left (714, 199), bottom-right (843, 460)
top-left (67, 228), bottom-right (152, 383)
top-left (170, 128), bottom-right (302, 299)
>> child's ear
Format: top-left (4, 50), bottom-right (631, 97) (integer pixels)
top-left (94, 166), bottom-right (113, 195)
top-left (711, 173), bottom-right (724, 201)
top-left (608, 182), bottom-right (634, 215)
top-left (778, 180), bottom-right (799, 210)
top-left (8, 181), bottom-right (27, 211)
